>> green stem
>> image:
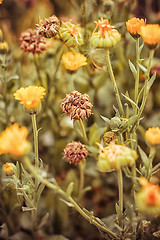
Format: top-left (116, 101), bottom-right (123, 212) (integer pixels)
top-left (137, 50), bottom-right (154, 119)
top-left (146, 147), bottom-right (156, 180)
top-left (31, 113), bottom-right (39, 222)
top-left (105, 49), bottom-right (125, 116)
top-left (33, 54), bottom-right (43, 86)
top-left (130, 50), bottom-right (154, 133)
top-left (23, 157), bottom-right (118, 239)
top-left (117, 168), bottom-right (123, 229)
top-left (134, 38), bottom-right (140, 113)
top-left (31, 114), bottom-right (39, 170)
top-left (78, 161), bottom-right (85, 200)
top-left (78, 118), bottom-right (88, 144)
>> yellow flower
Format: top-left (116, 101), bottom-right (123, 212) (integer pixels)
top-left (140, 24), bottom-right (160, 49)
top-left (126, 17), bottom-right (146, 39)
top-left (97, 142), bottom-right (137, 172)
top-left (136, 177), bottom-right (160, 216)
top-left (14, 86), bottom-right (46, 114)
top-left (90, 18), bottom-right (121, 48)
top-left (145, 127), bottom-right (160, 146)
top-left (3, 162), bottom-right (16, 176)
top-left (62, 52), bottom-right (87, 72)
top-left (0, 123), bottom-right (31, 158)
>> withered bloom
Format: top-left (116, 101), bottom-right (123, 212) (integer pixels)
top-left (63, 141), bottom-right (88, 164)
top-left (20, 29), bottom-right (46, 54)
top-left (61, 91), bottom-right (93, 120)
top-left (37, 15), bottom-right (60, 38)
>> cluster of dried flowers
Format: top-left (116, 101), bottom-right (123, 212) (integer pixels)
top-left (1, 7), bottom-right (160, 239)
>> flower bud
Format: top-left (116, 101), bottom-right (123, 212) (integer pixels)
top-left (97, 142), bottom-right (137, 172)
top-left (59, 21), bottom-right (83, 48)
top-left (0, 29), bottom-right (3, 42)
top-left (3, 163), bottom-right (16, 176)
top-left (90, 18), bottom-right (121, 48)
top-left (0, 41), bottom-right (9, 55)
top-left (103, 131), bottom-right (116, 144)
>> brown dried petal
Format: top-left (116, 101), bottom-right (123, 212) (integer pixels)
top-left (61, 91), bottom-right (93, 120)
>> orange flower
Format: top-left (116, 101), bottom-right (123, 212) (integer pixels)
top-left (14, 86), bottom-right (46, 114)
top-left (140, 24), bottom-right (160, 49)
top-left (145, 127), bottom-right (160, 146)
top-left (0, 123), bottom-right (31, 158)
top-left (126, 17), bottom-right (146, 39)
top-left (136, 177), bottom-right (160, 216)
top-left (90, 18), bottom-right (121, 48)
top-left (3, 163), bottom-right (16, 176)
top-left (62, 52), bottom-right (87, 72)
top-left (0, 0), bottom-right (3, 4)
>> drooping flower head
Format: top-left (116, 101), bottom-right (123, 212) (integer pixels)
top-left (90, 18), bottom-right (121, 48)
top-left (136, 177), bottom-right (160, 216)
top-left (20, 29), bottom-right (46, 54)
top-left (3, 163), bottom-right (16, 176)
top-left (0, 123), bottom-right (31, 159)
top-left (140, 24), bottom-right (160, 49)
top-left (62, 51), bottom-right (87, 72)
top-left (63, 141), bottom-right (88, 164)
top-left (0, 41), bottom-right (9, 55)
top-left (14, 86), bottom-right (46, 114)
top-left (145, 127), bottom-right (160, 147)
top-left (97, 142), bottom-right (137, 172)
top-left (36, 15), bottom-right (60, 38)
top-left (61, 91), bottom-right (93, 120)
top-left (60, 21), bottom-right (83, 47)
top-left (126, 17), bottom-right (146, 39)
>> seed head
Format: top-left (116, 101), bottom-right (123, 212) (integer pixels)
top-left (37, 15), bottom-right (60, 38)
top-left (63, 141), bottom-right (88, 164)
top-left (20, 29), bottom-right (46, 54)
top-left (61, 91), bottom-right (93, 120)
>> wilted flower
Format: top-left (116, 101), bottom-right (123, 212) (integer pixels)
top-left (140, 25), bottom-right (160, 49)
top-left (0, 123), bottom-right (31, 158)
top-left (63, 141), bottom-right (88, 164)
top-left (61, 91), bottom-right (93, 120)
top-left (14, 85), bottom-right (46, 114)
top-left (136, 177), bottom-right (160, 216)
top-left (20, 29), bottom-right (46, 54)
top-left (60, 21), bottom-right (83, 47)
top-left (0, 41), bottom-right (9, 55)
top-left (3, 163), bottom-right (16, 176)
top-left (37, 15), bottom-right (60, 38)
top-left (90, 18), bottom-right (121, 48)
top-left (126, 17), bottom-right (146, 39)
top-left (145, 127), bottom-right (160, 146)
top-left (97, 142), bottom-right (137, 172)
top-left (62, 51), bottom-right (87, 72)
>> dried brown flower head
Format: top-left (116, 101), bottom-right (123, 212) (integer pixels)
top-left (37, 15), bottom-right (60, 38)
top-left (63, 141), bottom-right (88, 164)
top-left (61, 91), bottom-right (93, 120)
top-left (20, 29), bottom-right (46, 54)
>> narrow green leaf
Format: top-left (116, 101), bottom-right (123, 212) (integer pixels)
top-left (138, 43), bottom-right (144, 55)
top-left (60, 198), bottom-right (74, 207)
top-left (66, 182), bottom-right (74, 196)
top-left (129, 60), bottom-right (137, 80)
top-left (138, 63), bottom-right (147, 73)
top-left (100, 115), bottom-right (110, 124)
top-left (121, 93), bottom-right (139, 109)
top-left (147, 72), bottom-right (156, 93)
top-left (138, 145), bottom-right (148, 167)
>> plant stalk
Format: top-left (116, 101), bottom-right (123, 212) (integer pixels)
top-left (105, 49), bottom-right (125, 116)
